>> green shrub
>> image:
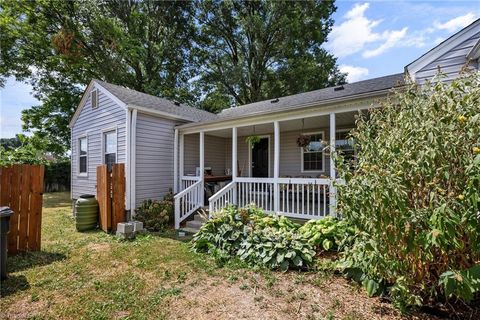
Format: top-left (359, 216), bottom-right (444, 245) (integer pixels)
top-left (135, 191), bottom-right (174, 231)
top-left (298, 217), bottom-right (355, 252)
top-left (192, 205), bottom-right (315, 271)
top-left (336, 73), bottom-right (480, 309)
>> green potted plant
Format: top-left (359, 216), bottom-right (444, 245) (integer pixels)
top-left (245, 135), bottom-right (261, 148)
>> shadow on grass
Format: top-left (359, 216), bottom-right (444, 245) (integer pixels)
top-left (7, 251), bottom-right (67, 273)
top-left (0, 274), bottom-right (30, 297)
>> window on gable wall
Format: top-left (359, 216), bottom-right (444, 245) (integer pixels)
top-left (91, 89), bottom-right (98, 109)
top-left (78, 137), bottom-right (87, 174)
top-left (104, 130), bottom-right (117, 171)
top-left (301, 132), bottom-right (325, 172)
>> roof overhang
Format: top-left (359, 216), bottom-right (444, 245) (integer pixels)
top-left (175, 87), bottom-right (399, 134)
top-left (69, 80), bottom-right (204, 128)
top-left (406, 19), bottom-right (480, 79)
top-left (69, 80), bottom-right (127, 128)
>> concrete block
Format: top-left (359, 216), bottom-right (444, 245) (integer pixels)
top-left (116, 230), bottom-right (135, 240)
top-left (130, 221), bottom-right (143, 233)
top-left (117, 222), bottom-right (134, 234)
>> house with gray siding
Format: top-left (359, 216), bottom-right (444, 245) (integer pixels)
top-left (70, 19), bottom-right (479, 229)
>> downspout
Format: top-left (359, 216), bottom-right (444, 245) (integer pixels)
top-left (131, 109), bottom-right (138, 213)
top-left (126, 108), bottom-right (132, 213)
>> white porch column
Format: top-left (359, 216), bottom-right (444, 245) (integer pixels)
top-left (179, 133), bottom-right (184, 190)
top-left (232, 127), bottom-right (238, 205)
top-left (199, 131), bottom-right (205, 206)
top-left (274, 121), bottom-right (280, 212)
top-left (173, 129), bottom-right (179, 193)
top-left (329, 113), bottom-right (336, 216)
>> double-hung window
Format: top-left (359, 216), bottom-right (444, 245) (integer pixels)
top-left (78, 137), bottom-right (88, 175)
top-left (336, 129), bottom-right (356, 165)
top-left (104, 130), bottom-right (117, 171)
top-left (301, 132), bottom-right (325, 172)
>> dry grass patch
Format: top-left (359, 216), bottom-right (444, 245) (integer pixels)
top-left (0, 192), bottom-right (441, 319)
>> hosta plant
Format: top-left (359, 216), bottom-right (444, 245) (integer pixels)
top-left (192, 205), bottom-right (315, 271)
top-left (298, 216), bottom-right (355, 252)
top-left (336, 72), bottom-right (480, 310)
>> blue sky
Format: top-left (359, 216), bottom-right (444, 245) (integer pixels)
top-left (0, 1), bottom-right (479, 138)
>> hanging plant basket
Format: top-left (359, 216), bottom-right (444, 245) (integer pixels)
top-left (246, 135), bottom-right (261, 148)
top-left (296, 134), bottom-right (311, 148)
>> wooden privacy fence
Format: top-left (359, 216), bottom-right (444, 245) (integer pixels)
top-left (0, 164), bottom-right (44, 255)
top-left (96, 163), bottom-right (125, 232)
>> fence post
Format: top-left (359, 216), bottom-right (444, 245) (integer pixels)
top-left (174, 197), bottom-right (180, 229)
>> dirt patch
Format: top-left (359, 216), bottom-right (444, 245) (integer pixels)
top-left (169, 272), bottom-right (437, 320)
top-left (2, 296), bottom-right (47, 320)
top-left (86, 242), bottom-right (111, 252)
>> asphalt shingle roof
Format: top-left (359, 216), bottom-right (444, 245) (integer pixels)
top-left (95, 80), bottom-right (217, 122)
top-left (217, 73), bottom-right (405, 119)
top-left (95, 73), bottom-right (404, 125)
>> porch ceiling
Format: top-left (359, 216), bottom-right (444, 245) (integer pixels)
top-left (204, 111), bottom-right (362, 138)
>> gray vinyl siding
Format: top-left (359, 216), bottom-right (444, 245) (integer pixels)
top-left (134, 112), bottom-right (183, 208)
top-left (183, 134), bottom-right (227, 176)
top-left (71, 89), bottom-right (127, 200)
top-left (181, 123), bottom-right (358, 182)
top-left (415, 30), bottom-right (480, 83)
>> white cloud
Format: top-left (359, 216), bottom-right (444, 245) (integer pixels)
top-left (339, 65), bottom-right (369, 82)
top-left (363, 28), bottom-right (408, 58)
top-left (434, 37), bottom-right (445, 45)
top-left (327, 2), bottom-right (414, 59)
top-left (327, 3), bottom-right (382, 58)
top-left (434, 13), bottom-right (477, 33)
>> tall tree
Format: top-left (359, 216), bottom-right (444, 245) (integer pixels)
top-left (0, 0), bottom-right (196, 154)
top-left (195, 0), bottom-right (345, 110)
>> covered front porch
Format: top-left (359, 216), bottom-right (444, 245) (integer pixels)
top-left (173, 110), bottom-right (361, 229)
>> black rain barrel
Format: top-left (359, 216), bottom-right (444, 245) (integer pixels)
top-left (75, 195), bottom-right (99, 231)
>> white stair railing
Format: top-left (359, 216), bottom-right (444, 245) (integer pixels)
top-left (174, 180), bottom-right (203, 229)
top-left (180, 176), bottom-right (200, 191)
top-left (208, 181), bottom-right (236, 214)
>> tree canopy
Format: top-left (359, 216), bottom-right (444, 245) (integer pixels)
top-left (0, 0), bottom-right (345, 154)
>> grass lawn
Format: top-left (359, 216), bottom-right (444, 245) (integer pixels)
top-left (0, 192), bottom-right (434, 320)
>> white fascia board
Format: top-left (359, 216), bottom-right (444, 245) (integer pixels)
top-left (176, 89), bottom-right (393, 134)
top-left (467, 39), bottom-right (480, 60)
top-left (406, 20), bottom-right (480, 78)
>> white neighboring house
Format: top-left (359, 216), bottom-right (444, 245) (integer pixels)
top-left (70, 19), bottom-right (480, 228)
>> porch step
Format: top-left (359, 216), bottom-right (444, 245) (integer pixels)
top-left (186, 219), bottom-right (204, 230)
top-left (178, 227), bottom-right (200, 236)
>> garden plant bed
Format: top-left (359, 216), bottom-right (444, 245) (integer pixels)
top-left (0, 192), bottom-right (463, 319)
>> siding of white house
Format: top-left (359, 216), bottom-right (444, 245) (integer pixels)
top-left (71, 89), bottom-right (127, 199)
top-left (415, 30), bottom-right (480, 83)
top-left (134, 112), bottom-right (184, 208)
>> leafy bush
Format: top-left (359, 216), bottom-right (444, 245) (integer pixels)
top-left (135, 191), bottom-right (174, 231)
top-left (192, 205), bottom-right (315, 271)
top-left (336, 73), bottom-right (480, 309)
top-left (298, 217), bottom-right (355, 252)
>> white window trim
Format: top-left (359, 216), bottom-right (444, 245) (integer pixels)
top-left (336, 128), bottom-right (356, 157)
top-left (247, 135), bottom-right (271, 178)
top-left (101, 127), bottom-right (118, 167)
top-left (91, 88), bottom-right (99, 109)
top-left (300, 131), bottom-right (325, 173)
top-left (77, 134), bottom-right (88, 177)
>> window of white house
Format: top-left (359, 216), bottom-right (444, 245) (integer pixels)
top-left (302, 132), bottom-right (325, 172)
top-left (78, 137), bottom-right (88, 175)
top-left (91, 89), bottom-right (98, 109)
top-left (104, 131), bottom-right (117, 170)
top-left (336, 129), bottom-right (356, 163)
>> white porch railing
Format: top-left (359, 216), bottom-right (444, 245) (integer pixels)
top-left (174, 179), bottom-right (203, 229)
top-left (208, 181), bottom-right (236, 214)
top-left (208, 177), bottom-right (332, 219)
top-left (180, 176), bottom-right (200, 191)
